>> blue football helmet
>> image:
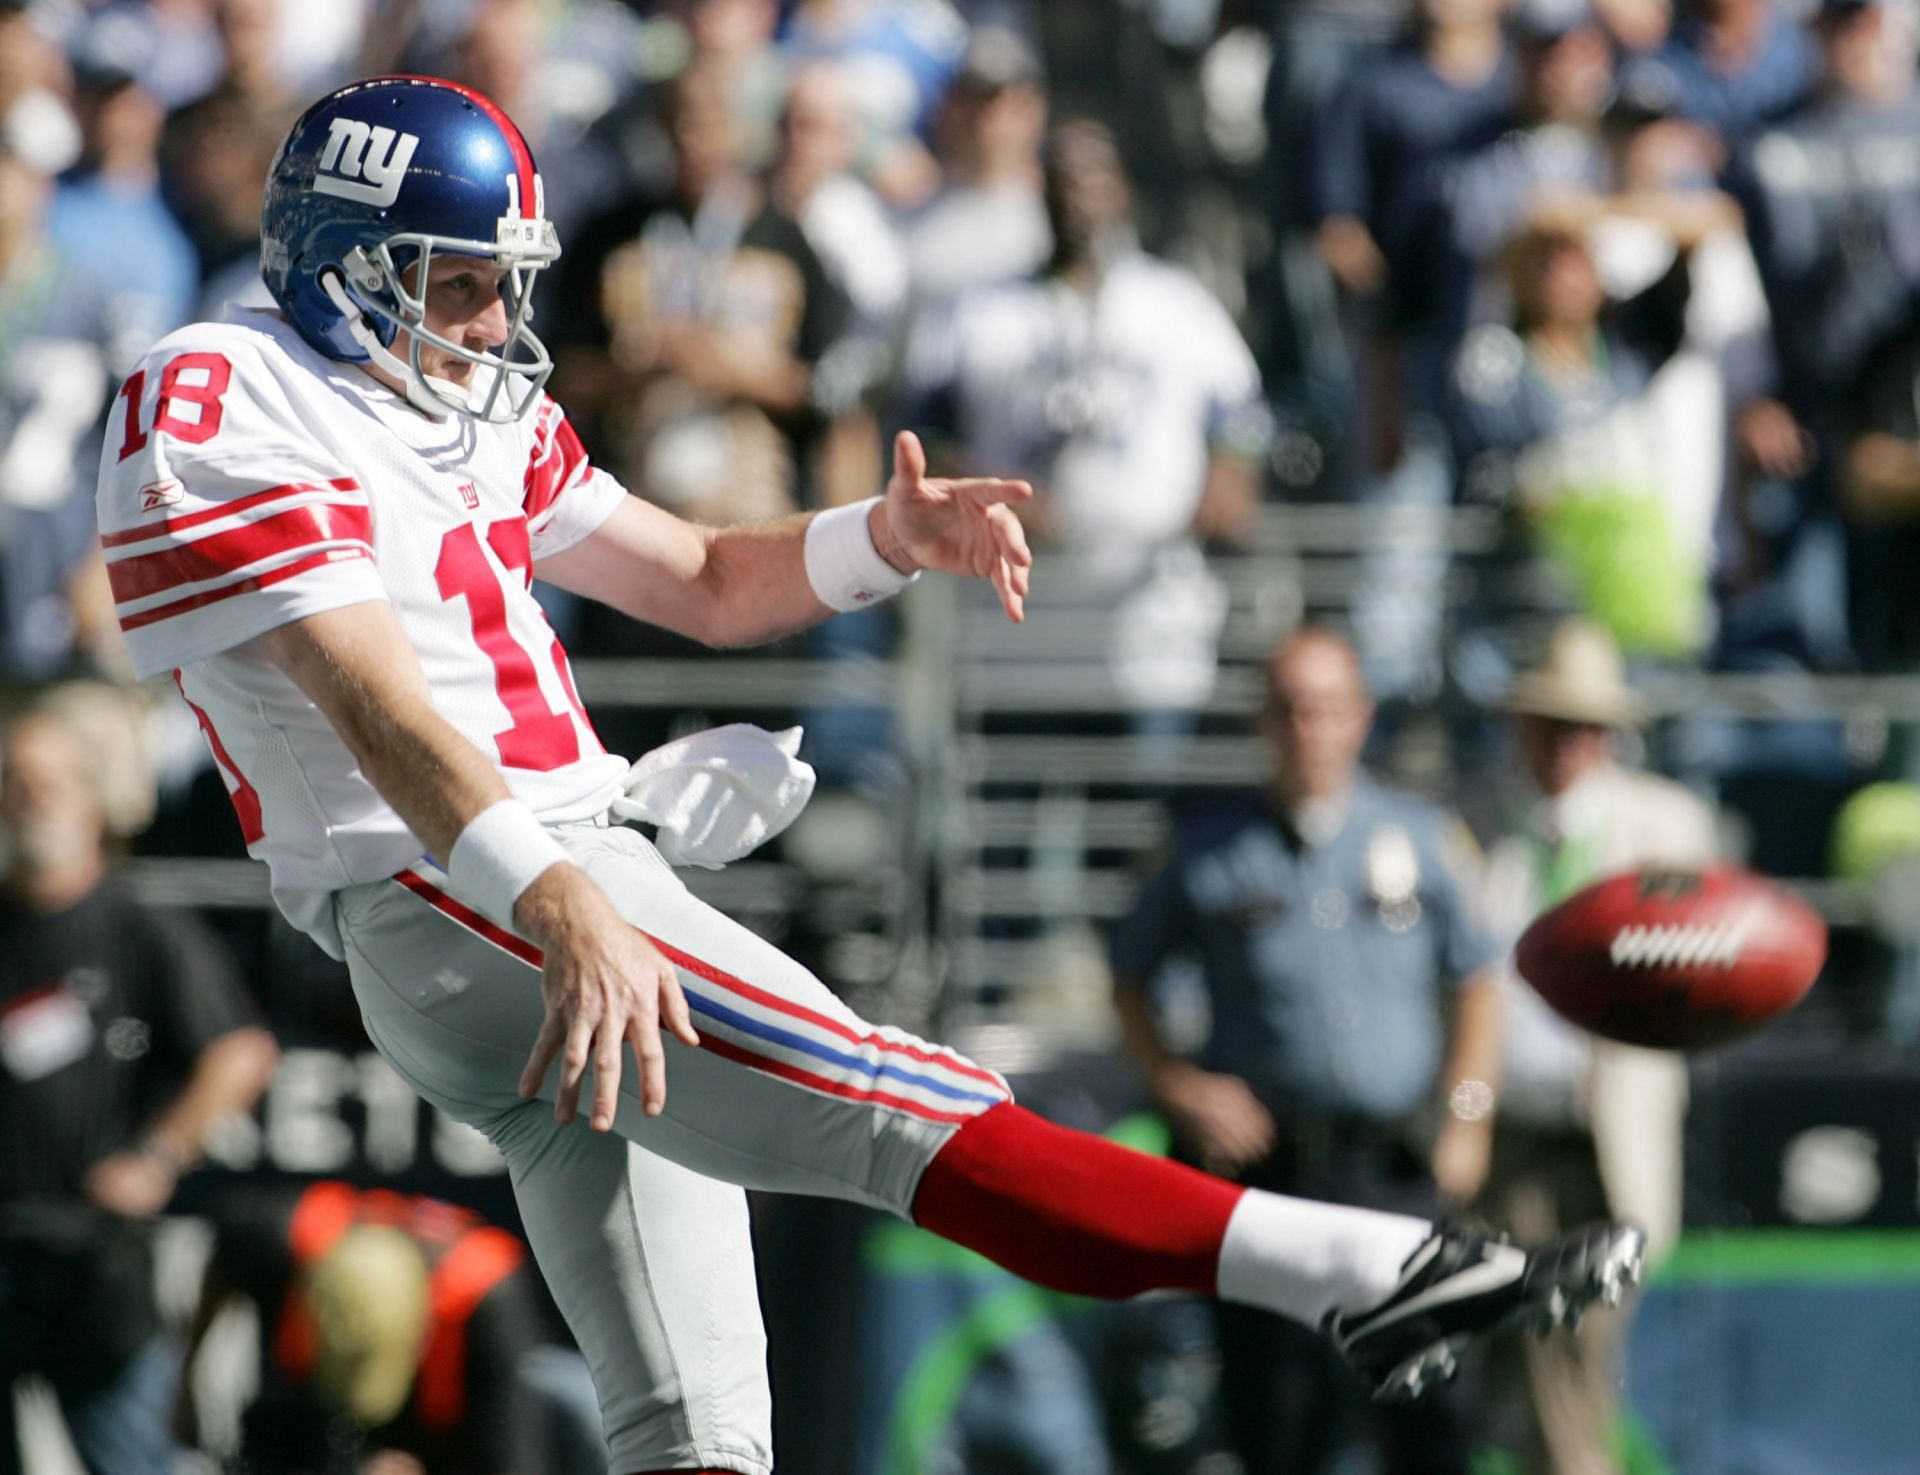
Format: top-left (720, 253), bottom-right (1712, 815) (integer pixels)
top-left (260, 75), bottom-right (559, 423)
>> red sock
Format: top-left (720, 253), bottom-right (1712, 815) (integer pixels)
top-left (911, 1101), bottom-right (1244, 1298)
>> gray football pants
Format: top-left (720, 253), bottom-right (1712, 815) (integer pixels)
top-left (333, 822), bottom-right (1009, 1474)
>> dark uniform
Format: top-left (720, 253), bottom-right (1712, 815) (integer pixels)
top-left (1731, 87), bottom-right (1920, 669)
top-left (0, 878), bottom-right (256, 1475)
top-left (202, 1180), bottom-right (553, 1475)
top-left (1112, 775), bottom-right (1498, 1475)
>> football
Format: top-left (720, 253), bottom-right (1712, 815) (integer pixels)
top-left (1514, 865), bottom-right (1828, 1050)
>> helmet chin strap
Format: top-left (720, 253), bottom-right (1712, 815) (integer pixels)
top-left (319, 270), bottom-right (470, 419)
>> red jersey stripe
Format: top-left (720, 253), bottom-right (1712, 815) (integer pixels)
top-left (394, 870), bottom-right (543, 966)
top-left (173, 672), bottom-right (265, 844)
top-left (100, 477), bottom-right (361, 549)
top-left (523, 415), bottom-right (588, 523)
top-left (108, 503), bottom-right (374, 604)
top-left (118, 546), bottom-right (374, 630)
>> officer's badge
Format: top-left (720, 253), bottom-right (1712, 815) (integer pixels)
top-left (1367, 825), bottom-right (1423, 932)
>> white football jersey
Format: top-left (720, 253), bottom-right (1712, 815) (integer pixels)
top-left (97, 307), bottom-right (631, 956)
top-left (901, 252), bottom-right (1266, 563)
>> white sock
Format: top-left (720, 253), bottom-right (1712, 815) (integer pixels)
top-left (1215, 1188), bottom-right (1433, 1327)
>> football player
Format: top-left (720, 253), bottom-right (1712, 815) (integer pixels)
top-left (98, 77), bottom-right (1643, 1475)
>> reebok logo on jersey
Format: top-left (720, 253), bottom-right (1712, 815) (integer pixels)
top-left (139, 479), bottom-right (184, 512)
top-left (313, 118), bottom-right (419, 208)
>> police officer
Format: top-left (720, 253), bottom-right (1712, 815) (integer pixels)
top-left (1112, 626), bottom-right (1502, 1475)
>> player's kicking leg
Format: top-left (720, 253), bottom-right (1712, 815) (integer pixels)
top-left (337, 822), bottom-right (1643, 1436)
top-left (910, 1091), bottom-right (1644, 1400)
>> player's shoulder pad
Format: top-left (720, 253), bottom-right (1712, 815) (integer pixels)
top-left (132, 311), bottom-right (294, 384)
top-left (520, 389), bottom-right (598, 518)
top-left (100, 312), bottom-right (360, 542)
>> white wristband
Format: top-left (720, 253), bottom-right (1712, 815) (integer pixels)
top-left (447, 800), bottom-right (569, 927)
top-left (804, 497), bottom-right (919, 612)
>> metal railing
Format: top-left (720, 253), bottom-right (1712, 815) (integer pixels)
top-left (129, 508), bottom-right (1908, 1046)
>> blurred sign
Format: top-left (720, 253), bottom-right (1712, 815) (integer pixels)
top-left (174, 1034), bottom-right (518, 1228)
top-left (1685, 1051), bottom-right (1920, 1229)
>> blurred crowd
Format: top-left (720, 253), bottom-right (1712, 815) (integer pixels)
top-left (4, 0), bottom-right (1920, 822)
top-left (7, 0), bottom-right (1920, 1471)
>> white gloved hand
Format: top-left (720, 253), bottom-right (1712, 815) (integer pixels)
top-left (608, 724), bottom-right (816, 869)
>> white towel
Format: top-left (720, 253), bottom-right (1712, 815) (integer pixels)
top-left (608, 724), bottom-right (816, 869)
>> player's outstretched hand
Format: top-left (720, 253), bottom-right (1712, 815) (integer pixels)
top-left (514, 864), bottom-right (699, 1129)
top-left (876, 430), bottom-right (1034, 622)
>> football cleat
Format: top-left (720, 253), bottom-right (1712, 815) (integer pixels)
top-left (1326, 1220), bottom-right (1646, 1402)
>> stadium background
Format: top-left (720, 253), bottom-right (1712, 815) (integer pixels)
top-left (4, 0), bottom-right (1920, 1470)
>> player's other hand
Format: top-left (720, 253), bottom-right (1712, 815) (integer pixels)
top-left (513, 864), bottom-right (699, 1129)
top-left (874, 430), bottom-right (1034, 622)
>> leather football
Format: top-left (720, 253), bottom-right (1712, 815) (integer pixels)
top-left (1515, 865), bottom-right (1828, 1050)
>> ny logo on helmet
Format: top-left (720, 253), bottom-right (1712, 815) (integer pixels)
top-left (312, 118), bottom-right (419, 208)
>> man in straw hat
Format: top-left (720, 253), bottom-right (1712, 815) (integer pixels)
top-left (1477, 617), bottom-right (1715, 1474)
